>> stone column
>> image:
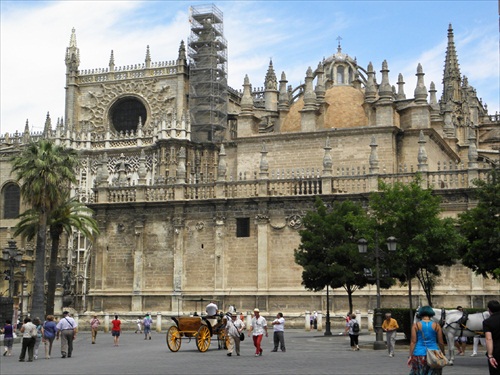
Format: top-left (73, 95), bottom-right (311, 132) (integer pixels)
top-left (255, 214), bottom-right (269, 291)
top-left (172, 212), bottom-right (184, 296)
top-left (214, 213), bottom-right (226, 291)
top-left (131, 215), bottom-right (145, 312)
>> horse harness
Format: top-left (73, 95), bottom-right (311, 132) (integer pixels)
top-left (440, 309), bottom-right (484, 336)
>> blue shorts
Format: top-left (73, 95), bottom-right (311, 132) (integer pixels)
top-left (112, 330), bottom-right (120, 337)
top-left (144, 326), bottom-right (151, 334)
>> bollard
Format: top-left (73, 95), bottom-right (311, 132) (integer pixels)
top-left (305, 310), bottom-right (311, 331)
top-left (156, 312), bottom-right (162, 333)
top-left (104, 314), bottom-right (109, 333)
top-left (317, 311), bottom-right (323, 331)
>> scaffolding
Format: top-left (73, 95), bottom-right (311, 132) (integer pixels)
top-left (188, 4), bottom-right (228, 143)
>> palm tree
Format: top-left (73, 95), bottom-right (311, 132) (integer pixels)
top-left (11, 140), bottom-right (78, 319)
top-left (14, 197), bottom-right (99, 315)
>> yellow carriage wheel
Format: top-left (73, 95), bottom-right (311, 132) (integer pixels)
top-left (166, 326), bottom-right (181, 352)
top-left (196, 325), bottom-right (211, 352)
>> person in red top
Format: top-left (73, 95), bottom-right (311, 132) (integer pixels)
top-left (111, 315), bottom-right (121, 347)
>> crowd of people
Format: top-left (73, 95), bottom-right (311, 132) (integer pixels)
top-left (2, 299), bottom-right (499, 374)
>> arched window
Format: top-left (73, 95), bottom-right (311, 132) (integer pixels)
top-left (337, 66), bottom-right (345, 84)
top-left (3, 183), bottom-right (20, 219)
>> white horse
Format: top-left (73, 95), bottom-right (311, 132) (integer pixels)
top-left (427, 308), bottom-right (489, 365)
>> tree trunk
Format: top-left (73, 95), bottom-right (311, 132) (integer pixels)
top-left (31, 213), bottom-right (47, 320)
top-left (46, 226), bottom-right (62, 316)
top-left (347, 290), bottom-right (353, 314)
top-left (407, 264), bottom-right (414, 326)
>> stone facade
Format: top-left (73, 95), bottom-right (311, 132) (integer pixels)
top-left (0, 6), bottom-right (499, 318)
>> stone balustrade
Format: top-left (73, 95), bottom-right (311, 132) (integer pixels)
top-left (92, 167), bottom-right (490, 204)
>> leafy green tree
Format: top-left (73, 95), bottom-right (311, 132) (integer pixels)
top-left (11, 140), bottom-right (78, 319)
top-left (294, 198), bottom-right (376, 313)
top-left (369, 175), bottom-right (463, 312)
top-left (14, 196), bottom-right (98, 315)
top-left (459, 166), bottom-right (500, 279)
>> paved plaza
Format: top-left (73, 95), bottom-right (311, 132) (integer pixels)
top-left (1, 329), bottom-right (488, 375)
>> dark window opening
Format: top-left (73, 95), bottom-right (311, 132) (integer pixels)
top-left (236, 218), bottom-right (250, 238)
top-left (3, 183), bottom-right (20, 219)
top-left (109, 97), bottom-right (147, 133)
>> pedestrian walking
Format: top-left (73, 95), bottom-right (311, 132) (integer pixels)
top-left (111, 315), bottom-right (121, 346)
top-left (1, 319), bottom-right (14, 357)
top-left (19, 317), bottom-right (37, 362)
top-left (143, 313), bottom-right (153, 340)
top-left (408, 305), bottom-right (445, 375)
top-left (344, 313), bottom-right (360, 351)
top-left (135, 316), bottom-right (142, 334)
top-left (42, 315), bottom-right (57, 359)
top-left (90, 315), bottom-right (100, 344)
top-left (225, 312), bottom-right (243, 356)
top-left (382, 312), bottom-right (399, 357)
top-left (483, 300), bottom-right (500, 375)
top-left (271, 312), bottom-right (286, 352)
top-left (56, 311), bottom-right (78, 358)
top-left (32, 317), bottom-right (43, 359)
top-left (248, 308), bottom-right (267, 357)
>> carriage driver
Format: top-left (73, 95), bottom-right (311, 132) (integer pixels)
top-left (206, 300), bottom-right (219, 327)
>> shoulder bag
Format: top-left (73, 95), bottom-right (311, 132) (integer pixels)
top-left (419, 322), bottom-right (449, 369)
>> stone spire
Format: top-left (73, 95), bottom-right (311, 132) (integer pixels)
top-left (22, 119), bottom-right (31, 143)
top-left (240, 75), bottom-right (254, 113)
top-left (43, 112), bottom-right (52, 137)
top-left (108, 50), bottom-right (115, 72)
top-left (414, 64), bottom-right (428, 104)
top-left (65, 28), bottom-right (80, 72)
top-left (264, 60), bottom-right (278, 111)
top-left (178, 40), bottom-right (186, 62)
top-left (278, 72), bottom-right (289, 111)
top-left (364, 62), bottom-right (377, 102)
top-left (378, 60), bottom-right (392, 101)
top-left (303, 67), bottom-right (316, 110)
top-left (441, 24), bottom-right (461, 105)
top-left (396, 73), bottom-right (406, 100)
top-left (264, 60), bottom-right (277, 91)
top-left (315, 62), bottom-right (326, 103)
top-left (145, 45), bottom-right (151, 68)
top-left (417, 131), bottom-right (428, 171)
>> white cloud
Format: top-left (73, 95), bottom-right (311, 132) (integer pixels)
top-left (1, 1), bottom-right (498, 136)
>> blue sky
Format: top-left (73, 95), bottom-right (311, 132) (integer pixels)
top-left (1, 1), bottom-right (498, 134)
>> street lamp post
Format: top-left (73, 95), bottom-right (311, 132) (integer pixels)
top-left (324, 285), bottom-right (332, 336)
top-left (358, 235), bottom-right (397, 350)
top-left (19, 263), bottom-right (26, 320)
top-left (2, 240), bottom-right (23, 298)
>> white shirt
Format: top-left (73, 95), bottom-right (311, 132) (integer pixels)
top-left (206, 302), bottom-right (218, 316)
top-left (22, 322), bottom-right (36, 338)
top-left (251, 316), bottom-right (267, 336)
top-left (273, 317), bottom-right (285, 332)
top-left (56, 316), bottom-right (77, 331)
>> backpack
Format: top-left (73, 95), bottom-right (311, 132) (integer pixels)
top-left (352, 322), bottom-right (360, 333)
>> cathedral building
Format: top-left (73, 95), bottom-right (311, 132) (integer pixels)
top-left (0, 4), bottom-right (498, 318)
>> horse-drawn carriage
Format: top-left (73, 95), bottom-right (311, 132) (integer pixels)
top-left (166, 315), bottom-right (229, 352)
